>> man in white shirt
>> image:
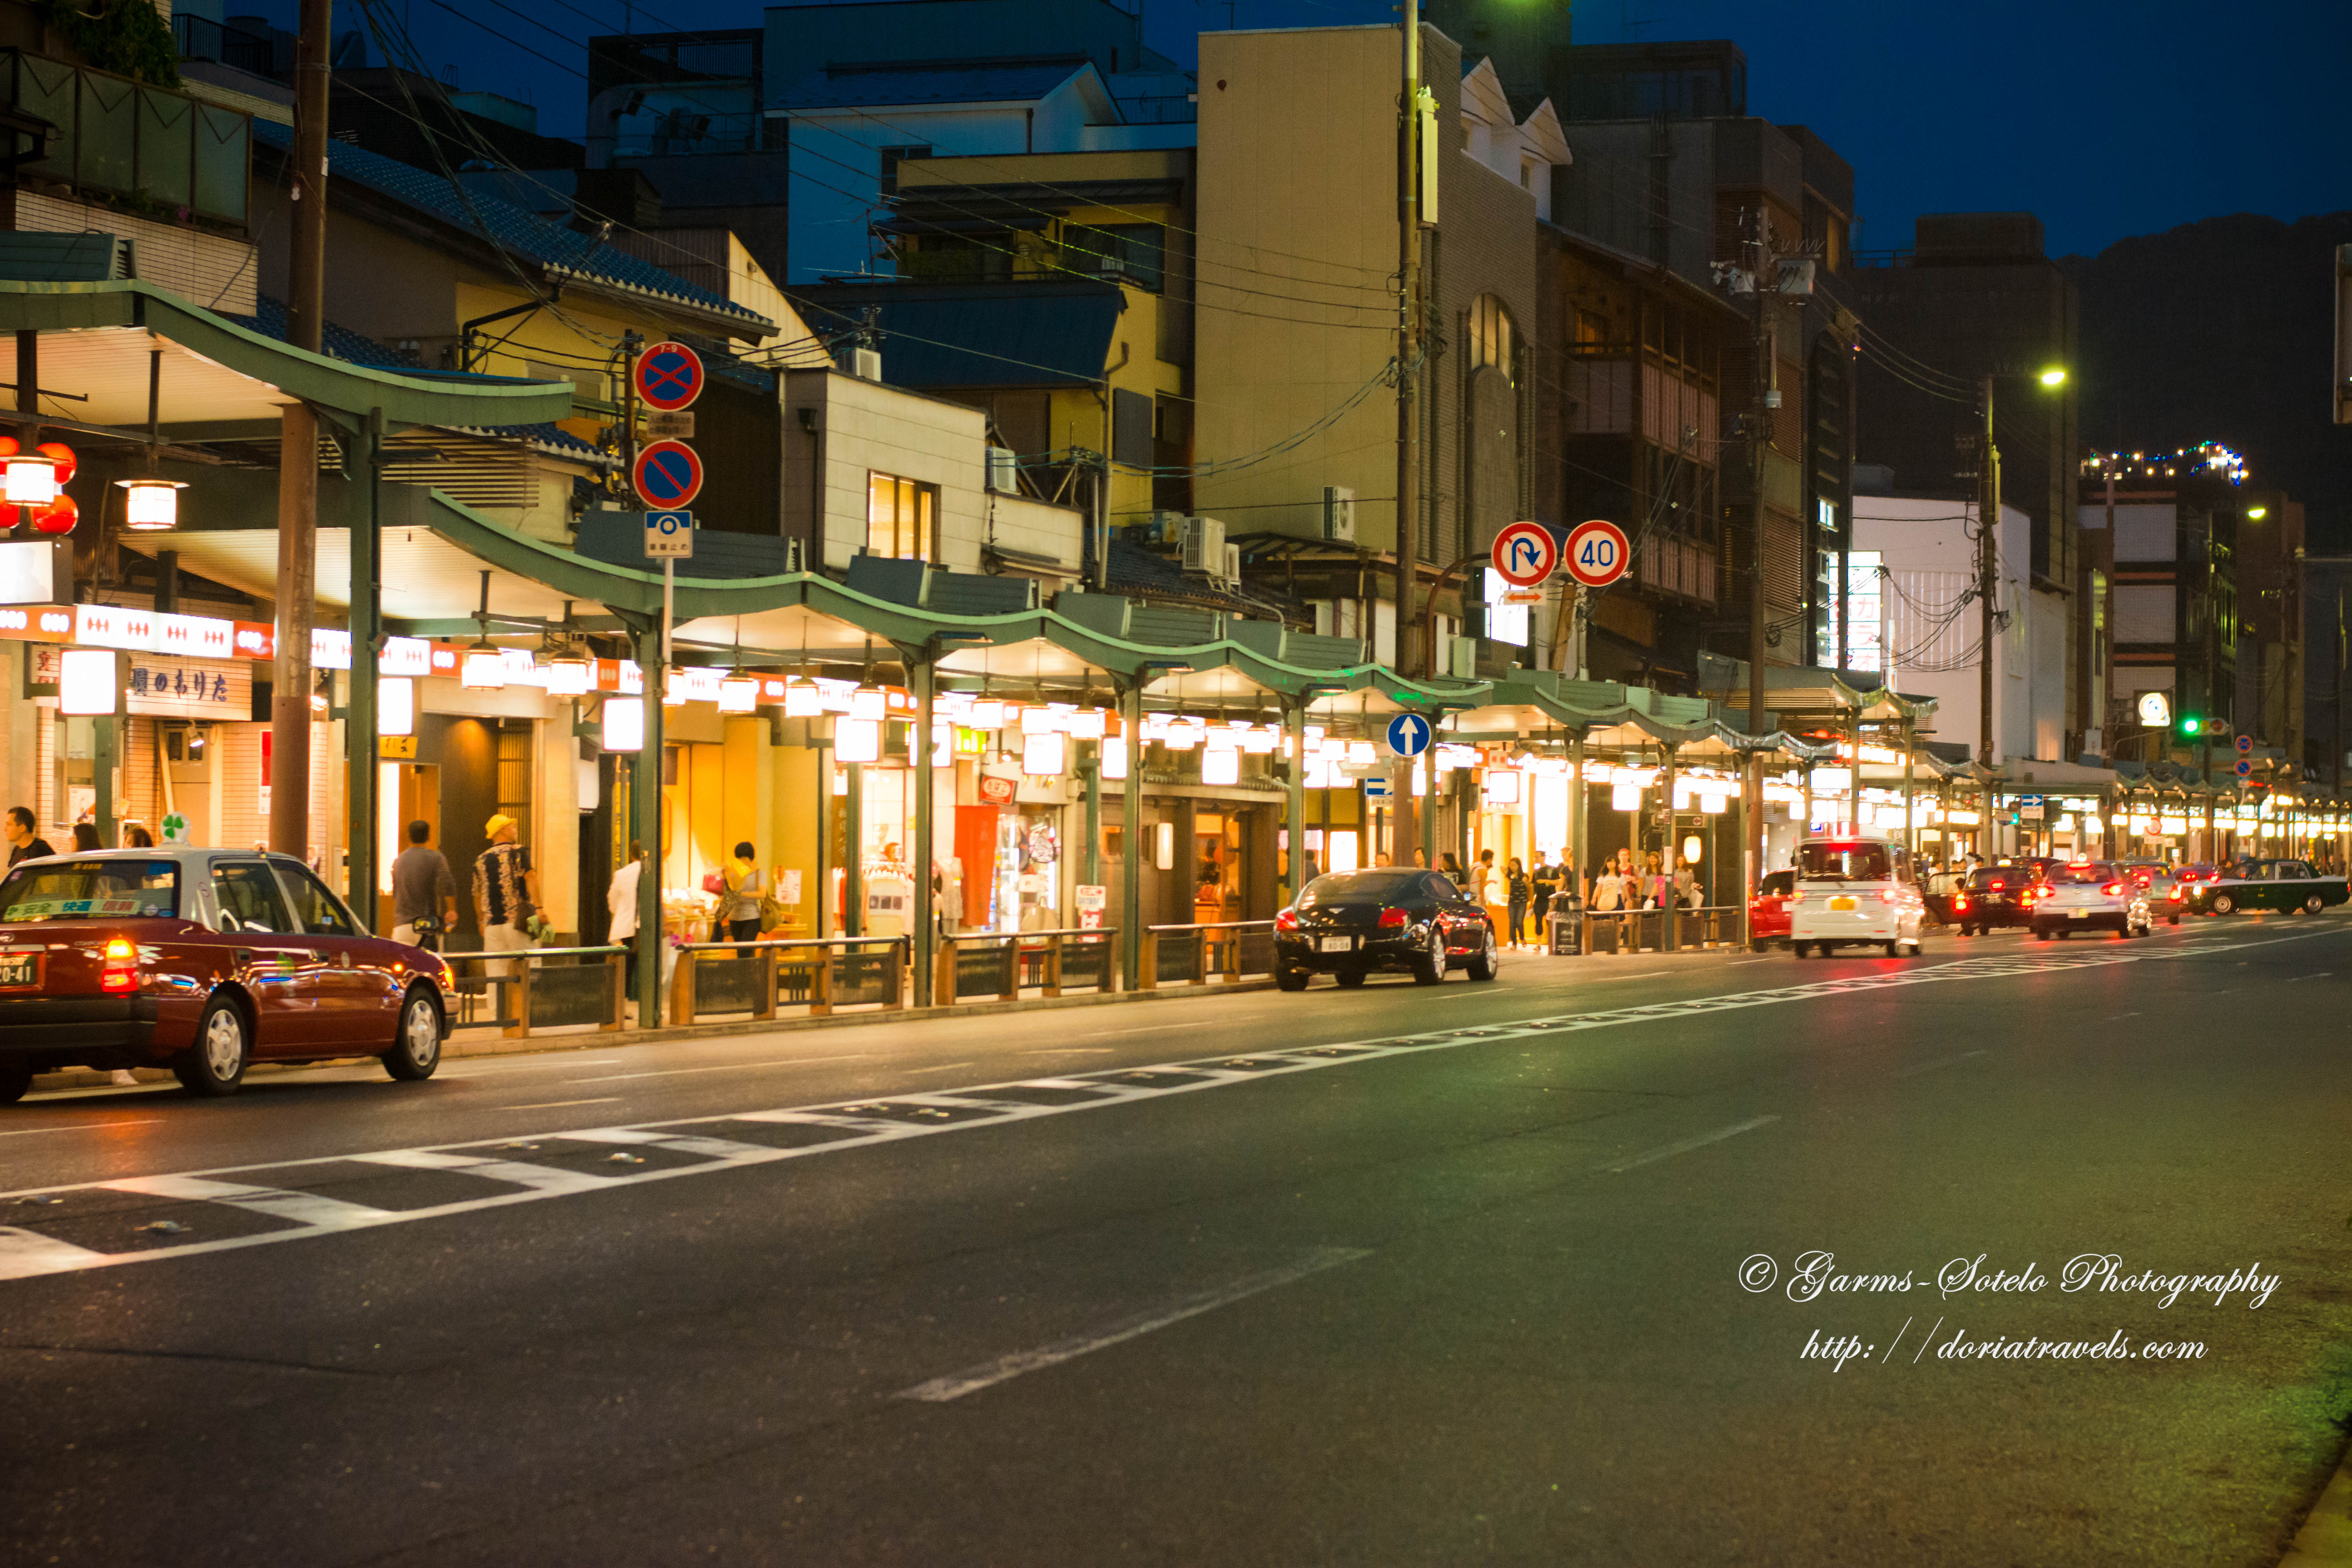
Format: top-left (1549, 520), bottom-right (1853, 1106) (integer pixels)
top-left (608, 842), bottom-right (644, 1016)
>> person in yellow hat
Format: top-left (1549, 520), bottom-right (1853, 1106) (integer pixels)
top-left (473, 813), bottom-right (540, 976)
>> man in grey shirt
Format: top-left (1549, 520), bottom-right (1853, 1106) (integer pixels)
top-left (391, 820), bottom-right (459, 948)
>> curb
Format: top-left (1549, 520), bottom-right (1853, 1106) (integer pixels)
top-left (2282, 1458), bottom-right (2352, 1563)
top-left (27, 977), bottom-right (1278, 1092)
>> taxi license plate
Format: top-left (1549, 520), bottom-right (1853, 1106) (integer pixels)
top-left (1319, 936), bottom-right (1354, 953)
top-left (0, 952), bottom-right (36, 987)
top-left (1828, 896), bottom-right (1858, 912)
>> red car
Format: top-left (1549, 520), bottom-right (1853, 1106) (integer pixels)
top-left (0, 849), bottom-right (452, 1102)
top-left (1748, 868), bottom-right (1795, 944)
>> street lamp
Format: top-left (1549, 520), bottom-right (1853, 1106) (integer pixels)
top-left (2038, 367), bottom-right (2067, 387)
top-left (1975, 363), bottom-right (2071, 777)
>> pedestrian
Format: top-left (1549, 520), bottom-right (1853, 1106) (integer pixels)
top-left (1588, 854), bottom-right (1626, 949)
top-left (120, 822), bottom-right (153, 848)
top-left (1673, 854), bottom-right (1700, 909)
top-left (70, 822), bottom-right (101, 853)
top-left (1440, 851), bottom-right (1466, 886)
top-left (1505, 857), bottom-right (1530, 948)
top-left (1476, 848), bottom-right (1506, 935)
top-left (472, 814), bottom-right (539, 978)
top-left (1532, 855), bottom-right (1561, 936)
top-left (1373, 851), bottom-right (1392, 867)
top-left (717, 841), bottom-right (765, 954)
top-left (4, 806), bottom-right (54, 866)
top-left (390, 820), bottom-right (458, 950)
top-left (1412, 847), bottom-right (1428, 869)
top-left (608, 841), bottom-right (644, 1013)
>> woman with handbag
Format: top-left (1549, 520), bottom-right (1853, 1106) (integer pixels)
top-left (714, 843), bottom-right (766, 955)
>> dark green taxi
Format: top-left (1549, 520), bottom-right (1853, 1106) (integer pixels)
top-left (2179, 858), bottom-right (2349, 917)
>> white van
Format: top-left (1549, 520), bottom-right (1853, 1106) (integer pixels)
top-left (1788, 829), bottom-right (1925, 959)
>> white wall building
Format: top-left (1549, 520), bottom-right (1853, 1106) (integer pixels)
top-left (1853, 495), bottom-right (2067, 764)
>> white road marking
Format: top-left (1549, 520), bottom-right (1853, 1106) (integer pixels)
top-left (900, 1062), bottom-right (979, 1075)
top-left (570, 1054), bottom-right (873, 1083)
top-left (503, 1098), bottom-right (623, 1111)
top-left (1602, 1116), bottom-right (1780, 1173)
top-left (1077, 1021), bottom-right (1223, 1038)
top-left (3, 926), bottom-right (2343, 1283)
top-left (2285, 972), bottom-right (2333, 982)
top-left (0, 1118), bottom-right (165, 1139)
top-left (894, 1247), bottom-right (1373, 1403)
top-left (105, 1175), bottom-right (391, 1231)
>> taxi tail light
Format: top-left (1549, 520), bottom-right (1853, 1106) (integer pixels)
top-left (2168, 885), bottom-right (2182, 902)
top-left (2102, 882), bottom-right (2124, 896)
top-left (1879, 887), bottom-right (1899, 903)
top-left (100, 936), bottom-right (137, 993)
top-left (1274, 909), bottom-right (1298, 932)
top-left (1953, 895), bottom-right (1970, 911)
top-left (1378, 907), bottom-right (1410, 928)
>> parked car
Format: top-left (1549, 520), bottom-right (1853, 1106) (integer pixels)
top-left (2178, 858), bottom-right (2350, 917)
top-left (1275, 867), bottom-right (1497, 988)
top-left (2029, 861), bottom-right (2153, 940)
top-left (1748, 868), bottom-right (1795, 945)
top-left (1919, 867), bottom-right (1967, 928)
top-left (1789, 831), bottom-right (1925, 958)
top-left (0, 849), bottom-right (452, 1103)
top-left (1949, 866), bottom-right (2040, 936)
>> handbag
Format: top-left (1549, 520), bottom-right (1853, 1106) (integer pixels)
top-left (702, 871), bottom-right (725, 896)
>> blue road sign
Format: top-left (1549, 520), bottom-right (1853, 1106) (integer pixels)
top-left (2234, 758), bottom-right (2254, 778)
top-left (1386, 712), bottom-right (1432, 757)
top-left (1361, 775), bottom-right (1394, 802)
top-left (633, 440), bottom-right (703, 508)
top-left (644, 508), bottom-right (694, 559)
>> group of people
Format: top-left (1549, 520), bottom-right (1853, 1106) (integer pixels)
top-left (3, 808), bottom-right (157, 866)
top-left (1362, 840), bottom-right (1706, 951)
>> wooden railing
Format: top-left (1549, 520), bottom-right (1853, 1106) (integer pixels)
top-left (932, 927), bottom-right (1119, 1004)
top-left (669, 935), bottom-right (908, 1026)
top-left (1136, 920), bottom-right (1279, 989)
top-left (441, 945), bottom-right (628, 1039)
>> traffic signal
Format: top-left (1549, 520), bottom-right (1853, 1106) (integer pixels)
top-left (2178, 712), bottom-right (2201, 739)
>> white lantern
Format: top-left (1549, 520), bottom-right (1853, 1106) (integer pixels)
top-left (377, 675), bottom-right (415, 737)
top-left (850, 688), bottom-right (886, 721)
top-left (600, 696), bottom-right (643, 752)
top-left (1101, 734), bottom-right (1128, 780)
top-left (1069, 709), bottom-right (1106, 739)
top-left (1022, 730), bottom-right (1067, 777)
top-left (117, 477), bottom-right (186, 531)
top-left (836, 717), bottom-right (880, 763)
top-left (1612, 782), bottom-right (1642, 812)
top-left (58, 648), bottom-right (117, 715)
top-left (967, 698), bottom-right (1005, 730)
top-left (1484, 769), bottom-right (1522, 804)
top-left (461, 643), bottom-right (506, 690)
top-left (784, 681), bottom-right (821, 717)
top-left (1200, 747), bottom-right (1239, 786)
top-left (544, 657), bottom-right (592, 697)
top-left (718, 675), bottom-right (759, 714)
top-left (4, 454), bottom-right (59, 506)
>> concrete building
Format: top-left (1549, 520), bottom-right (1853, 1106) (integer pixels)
top-left (1852, 213), bottom-right (2083, 743)
top-left (1853, 495), bottom-right (2058, 766)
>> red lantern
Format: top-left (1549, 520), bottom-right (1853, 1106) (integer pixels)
top-left (30, 494), bottom-right (76, 535)
top-left (35, 442), bottom-right (74, 485)
top-left (0, 436), bottom-right (18, 458)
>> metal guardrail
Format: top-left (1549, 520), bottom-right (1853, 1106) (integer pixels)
top-left (1138, 919), bottom-right (1278, 989)
top-left (934, 927), bottom-right (1118, 1004)
top-left (441, 945), bottom-right (627, 1038)
top-left (670, 935), bottom-right (908, 1025)
top-left (1574, 906), bottom-right (1743, 955)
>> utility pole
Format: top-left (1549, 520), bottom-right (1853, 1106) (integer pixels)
top-left (1976, 372), bottom-right (1998, 775)
top-left (270, 0), bottom-right (330, 859)
top-left (1733, 208), bottom-right (1775, 927)
top-left (1392, 3), bottom-right (1421, 678)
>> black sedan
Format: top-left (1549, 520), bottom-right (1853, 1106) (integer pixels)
top-left (1274, 868), bottom-right (1498, 989)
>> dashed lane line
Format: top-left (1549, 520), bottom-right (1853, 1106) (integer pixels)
top-left (0, 927), bottom-right (2340, 1284)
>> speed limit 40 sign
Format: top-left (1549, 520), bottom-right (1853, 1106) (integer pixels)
top-left (1563, 519), bottom-right (1631, 588)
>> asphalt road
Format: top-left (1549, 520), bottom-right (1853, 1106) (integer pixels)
top-left (3, 916), bottom-right (2349, 1566)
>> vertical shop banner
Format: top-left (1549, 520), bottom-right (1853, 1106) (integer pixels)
top-left (1075, 884), bottom-right (1106, 930)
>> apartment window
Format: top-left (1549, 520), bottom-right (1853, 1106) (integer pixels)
top-left (1468, 293), bottom-right (1515, 382)
top-left (1063, 223), bottom-right (1164, 291)
top-left (867, 472), bottom-right (938, 560)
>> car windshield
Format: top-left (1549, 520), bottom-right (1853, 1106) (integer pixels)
top-left (1302, 871), bottom-right (1425, 902)
top-left (0, 859), bottom-right (180, 923)
top-left (1761, 870), bottom-right (1794, 896)
top-left (1797, 842), bottom-right (1891, 882)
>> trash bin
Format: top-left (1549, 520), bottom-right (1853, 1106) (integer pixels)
top-left (1547, 898), bottom-right (1584, 955)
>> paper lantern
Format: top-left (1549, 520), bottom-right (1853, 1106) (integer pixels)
top-left (118, 477), bottom-right (185, 531)
top-left (29, 494), bottom-right (76, 535)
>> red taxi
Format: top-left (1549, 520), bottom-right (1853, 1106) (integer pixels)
top-left (0, 849), bottom-right (450, 1102)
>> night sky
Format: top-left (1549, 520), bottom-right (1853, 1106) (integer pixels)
top-left (293, 0), bottom-right (2348, 258)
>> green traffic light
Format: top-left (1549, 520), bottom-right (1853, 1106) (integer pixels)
top-left (2178, 713), bottom-right (2201, 737)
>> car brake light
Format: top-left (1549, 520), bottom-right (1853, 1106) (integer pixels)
top-left (1378, 907), bottom-right (1410, 928)
top-left (101, 936), bottom-right (137, 994)
top-left (2168, 886), bottom-right (2181, 902)
top-left (2102, 882), bottom-right (2123, 896)
top-left (1789, 890), bottom-right (1805, 904)
top-left (1880, 887), bottom-right (1898, 903)
top-left (1953, 896), bottom-right (1969, 911)
top-left (1275, 909), bottom-right (1298, 932)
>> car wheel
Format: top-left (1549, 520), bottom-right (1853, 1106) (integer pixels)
top-left (1467, 927), bottom-right (1499, 982)
top-left (1275, 965), bottom-right (1310, 992)
top-left (383, 987), bottom-right (443, 1081)
top-left (174, 996), bottom-right (249, 1097)
top-left (2303, 894), bottom-right (2323, 916)
top-left (1884, 940), bottom-right (1899, 958)
top-left (1335, 965), bottom-right (1368, 988)
top-left (1411, 926), bottom-right (1446, 985)
top-left (2033, 926), bottom-right (2052, 941)
top-left (0, 1059), bottom-right (30, 1104)
top-left (2167, 915), bottom-right (2180, 926)
top-left (2211, 893), bottom-right (2235, 915)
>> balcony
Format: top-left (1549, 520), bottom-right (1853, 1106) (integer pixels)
top-left (0, 50), bottom-right (251, 229)
top-left (1637, 534), bottom-right (1717, 606)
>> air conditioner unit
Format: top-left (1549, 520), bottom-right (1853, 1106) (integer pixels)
top-left (1221, 542), bottom-right (1241, 588)
top-left (1321, 485), bottom-right (1355, 543)
top-left (986, 446), bottom-right (1019, 493)
top-left (852, 346), bottom-right (882, 381)
top-left (1180, 515), bottom-right (1225, 575)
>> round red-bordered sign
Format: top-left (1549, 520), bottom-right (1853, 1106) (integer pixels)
top-left (1563, 519), bottom-right (1631, 589)
top-left (633, 440), bottom-right (704, 508)
top-left (634, 341), bottom-right (705, 412)
top-left (1490, 520), bottom-right (1559, 588)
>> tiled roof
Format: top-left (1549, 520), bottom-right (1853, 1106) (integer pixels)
top-left (773, 61), bottom-right (1093, 111)
top-left (1102, 533), bottom-right (1305, 624)
top-left (231, 295), bottom-right (426, 372)
top-left (253, 121), bottom-right (771, 332)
